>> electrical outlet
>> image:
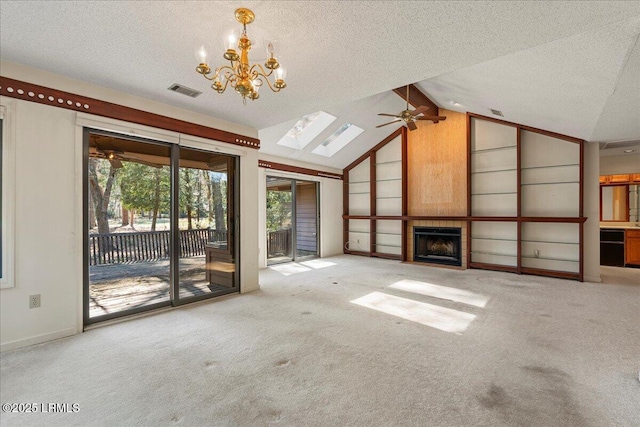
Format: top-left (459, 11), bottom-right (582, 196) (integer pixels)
top-left (29, 294), bottom-right (41, 309)
top-left (534, 249), bottom-right (540, 258)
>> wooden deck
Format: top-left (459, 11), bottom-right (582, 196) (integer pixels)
top-left (89, 256), bottom-right (235, 318)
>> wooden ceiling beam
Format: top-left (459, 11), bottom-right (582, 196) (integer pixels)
top-left (392, 84), bottom-right (439, 116)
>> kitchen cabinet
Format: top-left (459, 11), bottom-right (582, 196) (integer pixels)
top-left (625, 229), bottom-right (640, 266)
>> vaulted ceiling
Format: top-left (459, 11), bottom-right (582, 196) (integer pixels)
top-left (1, 1), bottom-right (639, 169)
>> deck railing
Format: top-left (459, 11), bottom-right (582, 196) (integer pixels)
top-left (267, 228), bottom-right (292, 258)
top-left (89, 229), bottom-right (227, 266)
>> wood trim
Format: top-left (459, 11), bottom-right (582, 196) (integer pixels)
top-left (344, 128), bottom-right (403, 172)
top-left (469, 262), bottom-right (518, 274)
top-left (467, 113), bottom-right (472, 217)
top-left (518, 217), bottom-right (587, 223)
top-left (627, 184), bottom-right (631, 223)
top-left (401, 127), bottom-right (408, 261)
top-left (343, 169), bottom-right (349, 254)
top-left (392, 84), bottom-right (439, 116)
top-left (467, 114), bottom-right (472, 270)
top-left (517, 128), bottom-right (522, 274)
top-left (370, 151), bottom-right (376, 254)
top-left (401, 127), bottom-right (408, 217)
top-left (521, 267), bottom-right (580, 281)
top-left (579, 222), bottom-right (584, 282)
top-left (599, 181), bottom-right (603, 222)
top-left (579, 141), bottom-right (584, 281)
top-left (0, 76), bottom-right (260, 149)
top-left (371, 252), bottom-right (403, 261)
top-left (344, 250), bottom-right (371, 257)
top-left (258, 160), bottom-right (343, 180)
top-left (343, 215), bottom-right (588, 223)
top-left (467, 112), bottom-right (583, 144)
top-left (466, 220), bottom-right (472, 269)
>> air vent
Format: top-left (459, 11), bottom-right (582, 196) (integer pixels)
top-left (490, 109), bottom-right (504, 117)
top-left (168, 83), bottom-right (202, 98)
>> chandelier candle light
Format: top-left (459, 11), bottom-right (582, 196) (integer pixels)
top-left (195, 8), bottom-right (287, 104)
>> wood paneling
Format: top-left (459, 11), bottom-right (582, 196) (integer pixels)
top-left (408, 109), bottom-right (467, 216)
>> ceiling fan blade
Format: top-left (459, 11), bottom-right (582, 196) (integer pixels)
top-left (378, 113), bottom-right (401, 118)
top-left (407, 121), bottom-right (418, 131)
top-left (416, 116), bottom-right (447, 121)
top-left (409, 105), bottom-right (430, 116)
top-left (376, 119), bottom-right (402, 128)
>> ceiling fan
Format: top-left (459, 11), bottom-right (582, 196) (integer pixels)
top-left (377, 85), bottom-right (446, 131)
top-left (90, 147), bottom-right (162, 169)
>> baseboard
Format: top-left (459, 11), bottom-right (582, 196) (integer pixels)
top-left (0, 327), bottom-right (77, 352)
top-left (583, 275), bottom-right (602, 283)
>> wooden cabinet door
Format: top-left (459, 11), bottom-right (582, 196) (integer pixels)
top-left (625, 230), bottom-right (640, 266)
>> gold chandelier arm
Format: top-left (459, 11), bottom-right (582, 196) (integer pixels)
top-left (215, 76), bottom-right (232, 93)
top-left (250, 64), bottom-right (281, 92)
top-left (250, 63), bottom-right (274, 79)
top-left (201, 65), bottom-right (235, 82)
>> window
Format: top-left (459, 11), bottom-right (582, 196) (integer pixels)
top-left (277, 111), bottom-right (336, 150)
top-left (0, 100), bottom-right (16, 288)
top-left (311, 122), bottom-right (364, 157)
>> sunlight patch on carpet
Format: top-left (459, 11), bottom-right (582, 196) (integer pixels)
top-left (269, 263), bottom-right (312, 276)
top-left (351, 292), bottom-right (476, 333)
top-left (300, 259), bottom-right (337, 269)
top-left (388, 279), bottom-right (489, 308)
top-left (269, 259), bottom-right (337, 275)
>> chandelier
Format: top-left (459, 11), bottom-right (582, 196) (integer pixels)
top-left (195, 8), bottom-right (287, 104)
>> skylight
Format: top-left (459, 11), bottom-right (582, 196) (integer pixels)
top-left (277, 111), bottom-right (336, 150)
top-left (312, 123), bottom-right (364, 157)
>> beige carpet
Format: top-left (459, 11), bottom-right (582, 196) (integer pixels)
top-left (1, 256), bottom-right (638, 426)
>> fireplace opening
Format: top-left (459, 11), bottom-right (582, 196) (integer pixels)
top-left (414, 227), bottom-right (462, 267)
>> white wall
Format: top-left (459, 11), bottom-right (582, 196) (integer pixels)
top-left (0, 65), bottom-right (260, 351)
top-left (0, 100), bottom-right (81, 350)
top-left (257, 154), bottom-right (343, 269)
top-left (584, 142), bottom-right (601, 282)
top-left (600, 153), bottom-right (640, 175)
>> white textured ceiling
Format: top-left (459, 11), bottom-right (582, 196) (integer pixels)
top-left (1, 1), bottom-right (640, 169)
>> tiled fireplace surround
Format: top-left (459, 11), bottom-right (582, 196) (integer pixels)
top-left (406, 220), bottom-right (467, 269)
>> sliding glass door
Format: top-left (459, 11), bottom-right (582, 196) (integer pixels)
top-left (84, 129), bottom-right (239, 325)
top-left (266, 176), bottom-right (318, 265)
top-left (266, 177), bottom-right (293, 263)
top-left (176, 147), bottom-right (237, 302)
top-left (295, 180), bottom-right (319, 259)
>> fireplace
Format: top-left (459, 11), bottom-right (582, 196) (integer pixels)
top-left (414, 227), bottom-right (462, 266)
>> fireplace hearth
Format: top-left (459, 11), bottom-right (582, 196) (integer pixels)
top-left (414, 227), bottom-right (462, 267)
